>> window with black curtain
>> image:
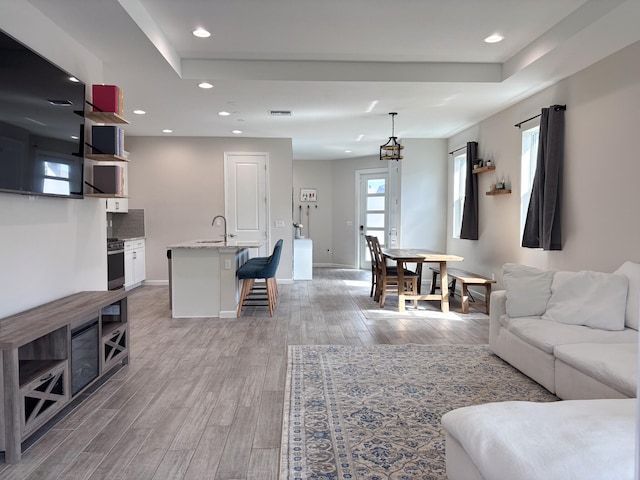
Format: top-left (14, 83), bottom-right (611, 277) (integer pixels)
top-left (522, 106), bottom-right (565, 250)
top-left (459, 141), bottom-right (478, 240)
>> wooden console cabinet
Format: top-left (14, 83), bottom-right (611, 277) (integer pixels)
top-left (0, 290), bottom-right (129, 464)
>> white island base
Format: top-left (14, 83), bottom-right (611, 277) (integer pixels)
top-left (169, 240), bottom-right (261, 318)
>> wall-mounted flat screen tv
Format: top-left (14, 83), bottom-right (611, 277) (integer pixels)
top-left (0, 29), bottom-right (85, 199)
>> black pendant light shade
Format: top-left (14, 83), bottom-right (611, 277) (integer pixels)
top-left (380, 112), bottom-right (404, 161)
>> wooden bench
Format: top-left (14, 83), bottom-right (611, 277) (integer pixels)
top-left (429, 267), bottom-right (496, 314)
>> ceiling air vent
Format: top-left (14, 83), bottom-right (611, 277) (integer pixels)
top-left (269, 110), bottom-right (292, 117)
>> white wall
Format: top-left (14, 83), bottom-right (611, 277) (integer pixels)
top-left (294, 155), bottom-right (384, 268)
top-left (0, 1), bottom-right (107, 318)
top-left (331, 156), bottom-right (384, 267)
top-left (447, 39), bottom-right (640, 287)
top-left (293, 161), bottom-right (334, 265)
top-left (125, 136), bottom-right (293, 282)
top-left (294, 143), bottom-right (448, 268)
top-left (399, 139), bottom-right (448, 250)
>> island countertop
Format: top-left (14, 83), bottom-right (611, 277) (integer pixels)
top-left (167, 239), bottom-right (265, 250)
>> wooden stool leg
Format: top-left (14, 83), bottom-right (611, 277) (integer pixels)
top-left (266, 277), bottom-right (276, 316)
top-left (237, 278), bottom-right (254, 317)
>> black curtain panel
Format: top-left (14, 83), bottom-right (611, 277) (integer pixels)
top-left (460, 141), bottom-right (479, 240)
top-left (522, 105), bottom-right (565, 250)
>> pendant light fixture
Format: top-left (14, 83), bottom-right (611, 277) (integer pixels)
top-left (380, 112), bottom-right (404, 161)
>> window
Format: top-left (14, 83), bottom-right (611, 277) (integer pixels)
top-left (43, 160), bottom-right (71, 195)
top-left (520, 126), bottom-right (540, 238)
top-left (452, 152), bottom-right (467, 238)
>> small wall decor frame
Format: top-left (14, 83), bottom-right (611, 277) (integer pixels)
top-left (300, 188), bottom-right (317, 202)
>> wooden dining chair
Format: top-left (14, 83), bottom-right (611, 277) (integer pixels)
top-left (364, 235), bottom-right (378, 298)
top-left (369, 236), bottom-right (419, 308)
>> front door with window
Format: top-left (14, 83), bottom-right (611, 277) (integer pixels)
top-left (358, 171), bottom-right (388, 270)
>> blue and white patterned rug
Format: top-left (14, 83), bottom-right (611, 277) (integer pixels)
top-left (281, 344), bottom-right (557, 480)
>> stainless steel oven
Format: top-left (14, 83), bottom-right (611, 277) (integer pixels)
top-left (107, 238), bottom-right (125, 290)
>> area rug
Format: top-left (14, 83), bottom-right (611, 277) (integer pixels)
top-left (281, 344), bottom-right (558, 480)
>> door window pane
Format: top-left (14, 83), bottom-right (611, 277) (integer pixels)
top-left (367, 196), bottom-right (385, 211)
top-left (367, 179), bottom-right (385, 194)
top-left (367, 213), bottom-right (385, 228)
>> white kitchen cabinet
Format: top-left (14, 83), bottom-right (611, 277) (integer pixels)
top-left (124, 239), bottom-right (145, 289)
top-left (293, 239), bottom-right (313, 280)
top-left (105, 197), bottom-right (128, 213)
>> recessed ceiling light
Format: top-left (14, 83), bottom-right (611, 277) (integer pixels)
top-left (356, 134), bottom-right (364, 142)
top-left (48, 99), bottom-right (73, 106)
top-left (193, 28), bottom-right (210, 38)
top-left (345, 150), bottom-right (352, 153)
top-left (69, 76), bottom-right (79, 83)
top-left (484, 34), bottom-right (504, 43)
top-left (162, 129), bottom-right (172, 133)
top-left (133, 109), bottom-right (146, 115)
top-left (366, 100), bottom-right (378, 113)
top-left (218, 111), bottom-right (231, 116)
top-left (198, 82), bottom-right (214, 89)
top-left (232, 130), bottom-right (242, 134)
top-left (269, 110), bottom-right (292, 116)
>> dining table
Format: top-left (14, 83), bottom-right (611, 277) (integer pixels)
top-left (381, 248), bottom-right (464, 313)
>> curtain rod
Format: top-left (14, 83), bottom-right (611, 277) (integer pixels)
top-left (448, 145), bottom-right (467, 155)
top-left (514, 104), bottom-right (566, 128)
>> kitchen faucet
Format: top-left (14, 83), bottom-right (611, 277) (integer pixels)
top-left (211, 215), bottom-right (227, 240)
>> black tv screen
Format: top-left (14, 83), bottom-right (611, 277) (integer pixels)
top-left (0, 29), bottom-right (85, 199)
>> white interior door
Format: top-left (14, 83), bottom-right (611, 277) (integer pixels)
top-left (358, 170), bottom-right (388, 269)
top-left (224, 152), bottom-right (269, 256)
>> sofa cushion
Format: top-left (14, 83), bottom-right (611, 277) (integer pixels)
top-left (503, 263), bottom-right (555, 318)
top-left (542, 271), bottom-right (628, 331)
top-left (614, 261), bottom-right (640, 330)
top-left (501, 315), bottom-right (637, 354)
top-left (442, 399), bottom-right (636, 480)
top-left (554, 343), bottom-right (638, 397)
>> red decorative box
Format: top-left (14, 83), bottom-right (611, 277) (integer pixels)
top-left (92, 85), bottom-right (121, 114)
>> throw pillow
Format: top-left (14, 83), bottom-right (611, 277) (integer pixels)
top-left (503, 263), bottom-right (555, 317)
top-left (542, 270), bottom-right (628, 331)
top-left (614, 261), bottom-right (640, 330)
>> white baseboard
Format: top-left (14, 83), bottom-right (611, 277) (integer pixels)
top-left (313, 263), bottom-right (357, 269)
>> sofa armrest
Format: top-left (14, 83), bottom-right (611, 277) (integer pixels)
top-left (489, 290), bottom-right (506, 348)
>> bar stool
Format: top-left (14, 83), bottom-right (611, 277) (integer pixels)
top-left (237, 239), bottom-right (283, 316)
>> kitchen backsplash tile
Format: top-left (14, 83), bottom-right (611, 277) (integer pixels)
top-left (113, 208), bottom-right (145, 239)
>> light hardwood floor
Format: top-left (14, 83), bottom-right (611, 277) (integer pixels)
top-left (0, 268), bottom-right (489, 480)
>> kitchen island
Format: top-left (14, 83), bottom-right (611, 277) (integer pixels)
top-left (167, 239), bottom-right (264, 318)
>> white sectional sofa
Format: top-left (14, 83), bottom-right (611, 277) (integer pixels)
top-left (489, 262), bottom-right (639, 398)
top-left (443, 398), bottom-right (636, 480)
top-left (443, 261), bottom-right (640, 480)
